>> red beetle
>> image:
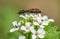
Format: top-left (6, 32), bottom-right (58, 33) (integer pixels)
top-left (27, 8), bottom-right (41, 13)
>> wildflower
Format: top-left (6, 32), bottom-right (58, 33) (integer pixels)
top-left (31, 28), bottom-right (46, 39)
top-left (10, 21), bottom-right (21, 32)
top-left (21, 22), bottom-right (32, 32)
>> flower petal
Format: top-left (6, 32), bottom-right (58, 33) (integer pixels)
top-left (40, 25), bottom-right (45, 28)
top-left (48, 19), bottom-right (54, 22)
top-left (25, 29), bottom-right (30, 32)
top-left (21, 26), bottom-right (26, 30)
top-left (19, 15), bottom-right (26, 18)
top-left (41, 15), bottom-right (48, 21)
top-left (25, 22), bottom-right (31, 26)
top-left (42, 21), bottom-right (49, 25)
top-left (30, 26), bottom-right (36, 34)
top-left (37, 29), bottom-right (46, 35)
top-left (33, 22), bottom-right (39, 26)
top-left (38, 13), bottom-right (41, 17)
top-left (12, 21), bottom-right (17, 26)
top-left (19, 36), bottom-right (26, 39)
top-left (37, 17), bottom-right (41, 23)
top-left (18, 21), bottom-right (21, 26)
top-left (32, 34), bottom-right (37, 39)
top-left (10, 28), bottom-right (16, 32)
top-left (38, 34), bottom-right (45, 38)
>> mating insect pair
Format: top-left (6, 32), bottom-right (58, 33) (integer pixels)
top-left (18, 8), bottom-right (41, 14)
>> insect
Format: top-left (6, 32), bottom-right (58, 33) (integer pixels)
top-left (26, 8), bottom-right (41, 13)
top-left (18, 8), bottom-right (41, 15)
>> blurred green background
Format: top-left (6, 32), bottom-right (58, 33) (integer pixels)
top-left (0, 0), bottom-right (60, 39)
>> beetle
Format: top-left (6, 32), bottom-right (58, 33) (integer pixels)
top-left (26, 8), bottom-right (41, 13)
top-left (18, 8), bottom-right (41, 15)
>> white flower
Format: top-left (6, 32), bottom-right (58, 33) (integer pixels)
top-left (29, 13), bottom-right (34, 17)
top-left (48, 19), bottom-right (54, 22)
top-left (32, 13), bottom-right (41, 20)
top-left (12, 21), bottom-right (17, 26)
top-left (19, 15), bottom-right (26, 19)
top-left (12, 21), bottom-right (21, 26)
top-left (36, 17), bottom-right (41, 23)
top-left (25, 14), bottom-right (30, 18)
top-left (39, 21), bottom-right (49, 29)
top-left (33, 22), bottom-right (39, 26)
top-left (21, 22), bottom-right (32, 32)
top-left (41, 16), bottom-right (54, 22)
top-left (10, 28), bottom-right (19, 32)
top-left (42, 21), bottom-right (49, 26)
top-left (31, 28), bottom-right (46, 39)
top-left (10, 21), bottom-right (21, 32)
top-left (19, 36), bottom-right (26, 39)
top-left (41, 15), bottom-right (48, 21)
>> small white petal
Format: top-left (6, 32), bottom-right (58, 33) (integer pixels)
top-left (34, 15), bottom-right (38, 17)
top-left (40, 25), bottom-right (45, 28)
top-left (30, 27), bottom-right (36, 34)
top-left (10, 28), bottom-right (16, 32)
top-left (38, 34), bottom-right (45, 38)
top-left (42, 21), bottom-right (49, 25)
top-left (42, 16), bottom-right (48, 21)
top-left (33, 22), bottom-right (39, 26)
top-left (19, 36), bottom-right (25, 39)
top-left (12, 21), bottom-right (17, 26)
top-left (33, 17), bottom-right (37, 20)
top-left (37, 17), bottom-right (41, 23)
top-left (19, 15), bottom-right (26, 18)
top-left (18, 21), bottom-right (21, 26)
top-left (48, 19), bottom-right (54, 22)
top-left (25, 14), bottom-right (30, 18)
top-left (25, 22), bottom-right (31, 26)
top-left (37, 29), bottom-right (46, 35)
top-left (38, 13), bottom-right (41, 17)
top-left (15, 28), bottom-right (19, 30)
top-left (21, 26), bottom-right (26, 30)
top-left (25, 29), bottom-right (30, 32)
top-left (29, 14), bottom-right (34, 17)
top-left (32, 34), bottom-right (37, 39)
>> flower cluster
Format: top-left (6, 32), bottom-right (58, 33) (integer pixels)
top-left (10, 13), bottom-right (54, 39)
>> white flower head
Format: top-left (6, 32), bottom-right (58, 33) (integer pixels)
top-left (19, 36), bottom-right (26, 39)
top-left (25, 22), bottom-right (31, 26)
top-left (10, 21), bottom-right (21, 32)
top-left (31, 28), bottom-right (46, 39)
top-left (21, 22), bottom-right (31, 32)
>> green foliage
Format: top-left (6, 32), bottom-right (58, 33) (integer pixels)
top-left (44, 23), bottom-right (60, 39)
